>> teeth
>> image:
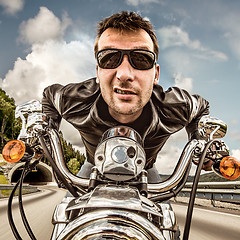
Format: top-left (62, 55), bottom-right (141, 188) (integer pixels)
top-left (116, 89), bottom-right (133, 94)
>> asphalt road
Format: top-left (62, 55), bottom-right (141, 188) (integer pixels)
top-left (0, 185), bottom-right (66, 240)
top-left (0, 186), bottom-right (239, 240)
top-left (172, 202), bottom-right (240, 240)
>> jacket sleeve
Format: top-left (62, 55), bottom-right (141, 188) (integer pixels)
top-left (42, 84), bottom-right (64, 130)
top-left (186, 94), bottom-right (210, 140)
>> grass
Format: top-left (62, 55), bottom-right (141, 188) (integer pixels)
top-left (0, 174), bottom-right (9, 184)
top-left (0, 158), bottom-right (39, 197)
top-left (0, 173), bottom-right (36, 197)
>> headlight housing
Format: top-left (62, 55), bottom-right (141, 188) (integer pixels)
top-left (94, 126), bottom-right (146, 181)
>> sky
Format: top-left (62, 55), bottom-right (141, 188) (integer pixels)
top-left (0, 0), bottom-right (240, 175)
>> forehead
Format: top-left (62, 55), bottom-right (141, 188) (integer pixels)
top-left (97, 28), bottom-right (154, 51)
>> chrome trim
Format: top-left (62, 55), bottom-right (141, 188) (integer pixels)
top-left (67, 185), bottom-right (162, 217)
top-left (49, 128), bottom-right (200, 193)
top-left (48, 129), bottom-right (89, 187)
top-left (148, 139), bottom-right (200, 193)
top-left (15, 100), bottom-right (43, 139)
top-left (198, 115), bottom-right (227, 140)
top-left (57, 209), bottom-right (165, 240)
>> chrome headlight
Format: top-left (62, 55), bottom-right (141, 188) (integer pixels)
top-left (94, 126), bottom-right (146, 181)
top-left (58, 209), bottom-right (164, 240)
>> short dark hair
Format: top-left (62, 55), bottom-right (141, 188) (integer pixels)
top-left (94, 11), bottom-right (159, 59)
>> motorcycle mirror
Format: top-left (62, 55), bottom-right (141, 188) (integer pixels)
top-left (198, 116), bottom-right (227, 140)
top-left (2, 140), bottom-right (26, 163)
top-left (219, 156), bottom-right (240, 180)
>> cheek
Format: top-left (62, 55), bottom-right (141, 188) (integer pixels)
top-left (97, 69), bottom-right (115, 85)
top-left (138, 72), bottom-right (155, 89)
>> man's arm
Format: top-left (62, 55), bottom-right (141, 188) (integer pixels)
top-left (42, 84), bottom-right (64, 130)
top-left (186, 94), bottom-right (212, 170)
top-left (186, 94), bottom-right (209, 141)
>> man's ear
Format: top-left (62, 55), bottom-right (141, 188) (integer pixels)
top-left (154, 64), bottom-right (160, 85)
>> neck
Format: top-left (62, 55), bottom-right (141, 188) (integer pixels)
top-left (109, 108), bottom-right (142, 124)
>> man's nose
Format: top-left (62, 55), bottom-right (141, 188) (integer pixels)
top-left (116, 55), bottom-right (134, 81)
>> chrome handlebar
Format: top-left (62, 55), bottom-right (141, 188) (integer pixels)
top-left (15, 100), bottom-right (228, 194)
top-left (48, 128), bottom-right (203, 193)
top-left (48, 129), bottom-right (89, 187)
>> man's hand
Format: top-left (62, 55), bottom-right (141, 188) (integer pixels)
top-left (202, 160), bottom-right (213, 171)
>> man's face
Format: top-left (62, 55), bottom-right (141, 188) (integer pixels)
top-left (96, 28), bottom-right (160, 123)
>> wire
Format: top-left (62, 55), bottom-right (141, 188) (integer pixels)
top-left (19, 161), bottom-right (37, 240)
top-left (39, 134), bottom-right (80, 197)
top-left (183, 139), bottom-right (216, 240)
top-left (7, 179), bottom-right (23, 240)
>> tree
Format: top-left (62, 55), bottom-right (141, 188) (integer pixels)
top-left (60, 133), bottom-right (86, 174)
top-left (0, 89), bottom-right (21, 150)
top-left (0, 89), bottom-right (86, 173)
top-left (67, 158), bottom-right (81, 175)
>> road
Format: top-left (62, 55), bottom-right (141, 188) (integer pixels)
top-left (172, 202), bottom-right (240, 240)
top-left (0, 185), bottom-right (66, 240)
top-left (0, 186), bottom-right (239, 240)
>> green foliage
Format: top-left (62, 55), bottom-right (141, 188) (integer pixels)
top-left (0, 172), bottom-right (9, 184)
top-left (60, 134), bottom-right (86, 174)
top-left (199, 172), bottom-right (234, 182)
top-left (67, 158), bottom-right (81, 175)
top-left (0, 88), bottom-right (85, 174)
top-left (0, 88), bottom-right (22, 151)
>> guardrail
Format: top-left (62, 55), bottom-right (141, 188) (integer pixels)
top-left (0, 184), bottom-right (39, 198)
top-left (179, 181), bottom-right (240, 205)
top-left (1, 181), bottom-right (240, 206)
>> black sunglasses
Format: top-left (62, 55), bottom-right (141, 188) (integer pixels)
top-left (96, 48), bottom-right (156, 70)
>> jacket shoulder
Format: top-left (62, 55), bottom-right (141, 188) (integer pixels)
top-left (152, 85), bottom-right (191, 105)
top-left (62, 78), bottom-right (100, 99)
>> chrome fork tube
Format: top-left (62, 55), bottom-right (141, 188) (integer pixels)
top-left (48, 129), bottom-right (89, 187)
top-left (148, 139), bottom-right (201, 193)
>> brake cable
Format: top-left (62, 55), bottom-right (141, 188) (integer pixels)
top-left (19, 161), bottom-right (39, 240)
top-left (183, 139), bottom-right (216, 240)
top-left (7, 160), bottom-right (39, 240)
top-left (8, 178), bottom-right (22, 240)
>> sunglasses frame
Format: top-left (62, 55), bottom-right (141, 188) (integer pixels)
top-left (96, 48), bottom-right (156, 70)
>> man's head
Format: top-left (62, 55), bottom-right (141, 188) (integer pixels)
top-left (94, 11), bottom-right (159, 59)
top-left (95, 11), bottom-right (160, 124)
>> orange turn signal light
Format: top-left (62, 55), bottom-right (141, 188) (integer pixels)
top-left (2, 140), bottom-right (25, 163)
top-left (220, 156), bottom-right (240, 180)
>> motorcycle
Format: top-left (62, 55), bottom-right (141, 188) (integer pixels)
top-left (2, 99), bottom-right (240, 240)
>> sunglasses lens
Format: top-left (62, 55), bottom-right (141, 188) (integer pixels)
top-left (97, 50), bottom-right (121, 69)
top-left (97, 49), bottom-right (155, 70)
top-left (130, 50), bottom-right (155, 70)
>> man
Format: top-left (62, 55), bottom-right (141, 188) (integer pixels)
top-left (42, 11), bottom-right (210, 183)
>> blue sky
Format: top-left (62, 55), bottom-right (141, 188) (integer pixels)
top-left (0, 0), bottom-right (239, 173)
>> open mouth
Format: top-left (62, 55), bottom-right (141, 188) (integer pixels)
top-left (114, 88), bottom-right (136, 95)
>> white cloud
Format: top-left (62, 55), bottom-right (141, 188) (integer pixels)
top-left (125, 0), bottom-right (163, 6)
top-left (173, 72), bottom-right (193, 92)
top-left (18, 6), bottom-right (71, 45)
top-left (1, 37), bottom-right (96, 151)
top-left (1, 39), bottom-right (95, 105)
top-left (155, 129), bottom-right (190, 175)
top-left (0, 6), bottom-right (97, 151)
top-left (0, 36), bottom-right (96, 151)
top-left (158, 26), bottom-right (228, 61)
top-left (0, 0), bottom-right (24, 15)
top-left (0, 6), bottom-right (95, 105)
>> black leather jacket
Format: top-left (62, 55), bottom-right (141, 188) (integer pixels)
top-left (42, 78), bottom-right (209, 169)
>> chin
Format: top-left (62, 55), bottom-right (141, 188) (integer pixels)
top-left (116, 106), bottom-right (141, 116)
